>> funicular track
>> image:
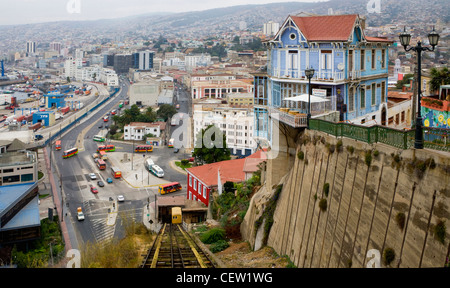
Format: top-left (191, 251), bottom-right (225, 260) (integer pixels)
top-left (141, 223), bottom-right (215, 268)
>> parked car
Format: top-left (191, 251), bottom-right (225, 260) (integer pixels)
top-left (90, 186), bottom-right (98, 194)
top-left (89, 173), bottom-right (97, 180)
top-left (97, 181), bottom-right (105, 187)
top-left (117, 195), bottom-right (125, 202)
top-left (174, 148), bottom-right (179, 153)
top-left (106, 178), bottom-right (113, 184)
top-left (34, 134), bottom-right (43, 141)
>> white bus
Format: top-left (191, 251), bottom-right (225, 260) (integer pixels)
top-left (145, 158), bottom-right (155, 171)
top-left (93, 135), bottom-right (106, 142)
top-left (149, 165), bottom-right (164, 178)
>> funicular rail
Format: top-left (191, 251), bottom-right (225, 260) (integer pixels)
top-left (141, 223), bottom-right (215, 268)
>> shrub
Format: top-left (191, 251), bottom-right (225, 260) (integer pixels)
top-left (328, 144), bottom-right (335, 154)
top-left (395, 212), bottom-right (406, 230)
top-left (383, 248), bottom-right (396, 266)
top-left (319, 198), bottom-right (327, 212)
top-left (323, 183), bottom-right (330, 197)
top-left (347, 146), bottom-right (355, 154)
top-left (297, 151), bottom-right (304, 160)
top-left (210, 240), bottom-right (230, 253)
top-left (373, 150), bottom-right (379, 157)
top-left (336, 140), bottom-right (343, 152)
top-left (200, 228), bottom-right (226, 244)
top-left (434, 220), bottom-right (446, 245)
top-left (181, 159), bottom-right (189, 166)
top-left (365, 151), bottom-right (372, 167)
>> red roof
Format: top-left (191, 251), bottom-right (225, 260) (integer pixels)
top-left (290, 14), bottom-right (358, 41)
top-left (365, 36), bottom-right (393, 43)
top-left (243, 149), bottom-right (268, 173)
top-left (187, 158), bottom-right (246, 187)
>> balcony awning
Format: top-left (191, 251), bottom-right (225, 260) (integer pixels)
top-left (283, 94), bottom-right (330, 103)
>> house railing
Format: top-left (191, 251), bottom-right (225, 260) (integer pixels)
top-left (271, 69), bottom-right (345, 82)
top-left (309, 119), bottom-right (449, 152)
top-left (268, 106), bottom-right (308, 128)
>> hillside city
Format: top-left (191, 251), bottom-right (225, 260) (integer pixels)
top-left (0, 0), bottom-right (449, 272)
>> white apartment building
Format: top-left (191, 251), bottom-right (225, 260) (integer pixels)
top-left (185, 54), bottom-right (212, 72)
top-left (124, 122), bottom-right (162, 141)
top-left (75, 65), bottom-right (102, 82)
top-left (99, 68), bottom-right (119, 87)
top-left (263, 21), bottom-right (280, 37)
top-left (193, 105), bottom-right (257, 156)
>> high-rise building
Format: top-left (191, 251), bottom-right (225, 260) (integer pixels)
top-left (26, 41), bottom-right (36, 56)
top-left (50, 42), bottom-right (62, 55)
top-left (138, 51), bottom-right (154, 71)
top-left (113, 54), bottom-right (133, 74)
top-left (263, 21), bottom-right (280, 37)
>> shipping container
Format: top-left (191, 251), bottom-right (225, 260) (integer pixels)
top-left (61, 106), bottom-right (70, 114)
top-left (28, 122), bottom-right (41, 131)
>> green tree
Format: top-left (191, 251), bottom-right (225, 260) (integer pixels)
top-left (429, 67), bottom-right (450, 99)
top-left (157, 104), bottom-right (177, 121)
top-left (396, 73), bottom-right (414, 89)
top-left (193, 124), bottom-right (231, 165)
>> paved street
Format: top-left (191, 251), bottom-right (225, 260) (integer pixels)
top-left (45, 79), bottom-right (192, 249)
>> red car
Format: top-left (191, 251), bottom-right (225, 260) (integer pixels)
top-left (90, 186), bottom-right (98, 194)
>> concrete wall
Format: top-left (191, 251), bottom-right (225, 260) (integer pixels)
top-left (242, 129), bottom-right (450, 268)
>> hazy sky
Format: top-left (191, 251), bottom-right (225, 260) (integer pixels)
top-left (0, 0), bottom-right (327, 26)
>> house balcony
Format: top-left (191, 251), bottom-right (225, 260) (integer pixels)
top-left (270, 69), bottom-right (369, 83)
top-left (270, 68), bottom-right (345, 82)
top-left (268, 106), bottom-right (308, 128)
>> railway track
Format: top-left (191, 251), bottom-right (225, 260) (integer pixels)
top-left (141, 223), bottom-right (215, 268)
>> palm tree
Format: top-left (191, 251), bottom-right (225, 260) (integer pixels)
top-left (429, 67), bottom-right (450, 100)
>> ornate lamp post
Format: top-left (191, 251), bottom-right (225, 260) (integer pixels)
top-left (399, 27), bottom-right (439, 149)
top-left (305, 67), bottom-right (315, 128)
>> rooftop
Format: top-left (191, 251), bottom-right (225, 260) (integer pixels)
top-left (187, 158), bottom-right (247, 187)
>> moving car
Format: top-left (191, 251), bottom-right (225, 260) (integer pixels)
top-left (174, 148), bottom-right (179, 153)
top-left (90, 186), bottom-right (98, 194)
top-left (77, 207), bottom-right (85, 221)
top-left (89, 173), bottom-right (97, 180)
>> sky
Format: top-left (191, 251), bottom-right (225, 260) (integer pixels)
top-left (0, 0), bottom-right (327, 26)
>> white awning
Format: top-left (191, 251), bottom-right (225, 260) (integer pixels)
top-left (283, 94), bottom-right (330, 103)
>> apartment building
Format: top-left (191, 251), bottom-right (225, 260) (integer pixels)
top-left (193, 104), bottom-right (257, 156)
top-left (124, 122), bottom-right (162, 141)
top-left (191, 74), bottom-right (253, 99)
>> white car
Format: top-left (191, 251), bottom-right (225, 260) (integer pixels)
top-left (89, 173), bottom-right (97, 180)
top-left (117, 195), bottom-right (125, 202)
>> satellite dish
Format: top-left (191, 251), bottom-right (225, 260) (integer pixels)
top-left (337, 63), bottom-right (345, 70)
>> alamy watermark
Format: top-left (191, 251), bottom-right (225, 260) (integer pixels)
top-left (66, 0), bottom-right (81, 14)
top-left (367, 0), bottom-right (381, 14)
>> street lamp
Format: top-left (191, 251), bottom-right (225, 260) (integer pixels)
top-left (305, 67), bottom-right (315, 128)
top-left (399, 26), bottom-right (439, 149)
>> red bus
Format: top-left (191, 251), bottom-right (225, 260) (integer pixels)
top-left (135, 145), bottom-right (153, 153)
top-left (97, 159), bottom-right (106, 170)
top-left (97, 145), bottom-right (115, 152)
top-left (111, 167), bottom-right (122, 179)
top-left (159, 182), bottom-right (182, 195)
top-left (62, 147), bottom-right (78, 159)
top-left (55, 140), bottom-right (62, 151)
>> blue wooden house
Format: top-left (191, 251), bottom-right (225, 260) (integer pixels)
top-left (254, 14), bottom-right (393, 144)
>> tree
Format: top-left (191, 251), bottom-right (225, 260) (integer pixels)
top-left (157, 104), bottom-right (177, 121)
top-left (396, 73), bottom-right (414, 89)
top-left (67, 76), bottom-right (71, 83)
top-left (193, 124), bottom-right (231, 165)
top-left (429, 67), bottom-right (450, 99)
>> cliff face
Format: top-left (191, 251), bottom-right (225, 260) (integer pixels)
top-left (241, 130), bottom-right (450, 268)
